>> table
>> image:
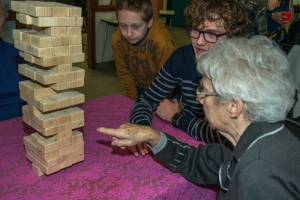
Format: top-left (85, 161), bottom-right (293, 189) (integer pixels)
top-left (101, 19), bottom-right (119, 68)
top-left (0, 94), bottom-right (219, 199)
top-left (159, 10), bottom-right (175, 33)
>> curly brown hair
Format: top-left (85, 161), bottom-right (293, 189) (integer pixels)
top-left (115, 0), bottom-right (153, 23)
top-left (184, 0), bottom-right (247, 37)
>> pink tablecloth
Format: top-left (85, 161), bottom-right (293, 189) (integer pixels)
top-left (0, 94), bottom-right (219, 199)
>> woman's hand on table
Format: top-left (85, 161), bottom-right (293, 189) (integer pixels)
top-left (97, 123), bottom-right (162, 155)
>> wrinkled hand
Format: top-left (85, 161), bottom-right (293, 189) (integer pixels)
top-left (97, 123), bottom-right (161, 156)
top-left (271, 12), bottom-right (287, 24)
top-left (155, 98), bottom-right (180, 122)
top-left (127, 142), bottom-right (151, 157)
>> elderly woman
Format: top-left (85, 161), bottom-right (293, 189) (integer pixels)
top-left (0, 0), bottom-right (27, 121)
top-left (98, 36), bottom-right (300, 199)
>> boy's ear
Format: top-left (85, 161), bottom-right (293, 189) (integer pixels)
top-left (147, 16), bottom-right (154, 28)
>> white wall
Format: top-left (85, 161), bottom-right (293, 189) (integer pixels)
top-left (95, 12), bottom-right (118, 63)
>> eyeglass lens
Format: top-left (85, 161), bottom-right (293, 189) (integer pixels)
top-left (188, 28), bottom-right (218, 43)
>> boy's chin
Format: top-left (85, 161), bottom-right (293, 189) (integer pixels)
top-left (126, 38), bottom-right (137, 45)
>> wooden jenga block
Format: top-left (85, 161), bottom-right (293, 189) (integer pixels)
top-left (18, 63), bottom-right (30, 76)
top-left (23, 112), bottom-right (83, 137)
top-left (26, 106), bottom-right (63, 128)
top-left (50, 81), bottom-right (71, 91)
top-left (50, 64), bottom-right (72, 73)
top-left (71, 91), bottom-right (85, 105)
top-left (16, 12), bottom-right (82, 27)
top-left (56, 35), bottom-right (82, 46)
top-left (72, 119), bottom-right (84, 130)
top-left (71, 66), bottom-right (85, 79)
top-left (71, 130), bottom-right (83, 144)
top-left (27, 144), bottom-right (83, 169)
top-left (19, 80), bottom-right (57, 99)
top-left (15, 39), bottom-right (72, 57)
top-left (30, 132), bottom-right (46, 146)
top-left (36, 130), bottom-right (83, 152)
top-left (31, 33), bottom-right (58, 48)
top-left (22, 52), bottom-right (35, 63)
top-left (26, 150), bottom-right (61, 175)
top-left (49, 79), bottom-right (84, 91)
top-left (24, 138), bottom-right (59, 161)
top-left (50, 3), bottom-right (82, 17)
top-left (33, 27), bottom-right (82, 36)
top-left (70, 78), bottom-right (84, 88)
top-left (32, 164), bottom-right (44, 176)
top-left (24, 52), bottom-right (84, 67)
top-left (33, 16), bottom-right (83, 27)
top-left (49, 80), bottom-right (84, 91)
top-left (35, 66), bottom-right (84, 85)
top-left (53, 45), bottom-right (69, 55)
top-left (37, 135), bottom-right (67, 153)
top-left (69, 44), bottom-right (82, 54)
top-left (12, 1), bottom-right (52, 17)
top-left (36, 70), bottom-right (59, 84)
top-left (59, 157), bottom-right (73, 169)
top-left (45, 147), bottom-right (84, 168)
top-left (39, 148), bottom-right (59, 161)
top-left (36, 96), bottom-right (59, 112)
top-left (50, 93), bottom-right (74, 109)
top-left (67, 27), bottom-right (82, 35)
top-left (24, 135), bottom-right (38, 154)
top-left (26, 66), bottom-right (44, 80)
top-left (20, 90), bottom-right (84, 112)
top-left (13, 29), bottom-right (35, 41)
top-left (25, 106), bottom-right (71, 128)
top-left (71, 153), bottom-right (84, 164)
top-left (58, 140), bottom-right (84, 156)
top-left (11, 1), bottom-right (82, 17)
top-left (27, 103), bottom-right (45, 116)
top-left (17, 13), bottom-right (33, 25)
top-left (19, 50), bottom-right (24, 57)
top-left (14, 39), bottom-right (26, 51)
top-left (65, 107), bottom-right (84, 121)
top-left (54, 130), bottom-right (72, 141)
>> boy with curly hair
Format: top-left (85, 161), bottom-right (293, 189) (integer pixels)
top-left (129, 0), bottom-right (248, 156)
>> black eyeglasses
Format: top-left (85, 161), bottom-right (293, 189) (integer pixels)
top-left (187, 27), bottom-right (227, 43)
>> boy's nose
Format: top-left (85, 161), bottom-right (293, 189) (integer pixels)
top-left (127, 28), bottom-right (133, 37)
top-left (197, 32), bottom-right (206, 46)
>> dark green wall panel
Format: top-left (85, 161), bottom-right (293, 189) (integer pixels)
top-left (169, 0), bottom-right (190, 28)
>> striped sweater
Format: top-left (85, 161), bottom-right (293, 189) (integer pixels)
top-left (130, 45), bottom-right (226, 143)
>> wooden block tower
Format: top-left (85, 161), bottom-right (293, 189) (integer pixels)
top-left (11, 1), bottom-right (85, 176)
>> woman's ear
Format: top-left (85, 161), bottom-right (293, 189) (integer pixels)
top-left (227, 100), bottom-right (243, 118)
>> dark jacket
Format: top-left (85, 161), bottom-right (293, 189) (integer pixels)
top-left (0, 38), bottom-right (27, 121)
top-left (151, 122), bottom-right (300, 199)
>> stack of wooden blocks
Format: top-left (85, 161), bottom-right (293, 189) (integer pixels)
top-left (11, 1), bottom-right (85, 176)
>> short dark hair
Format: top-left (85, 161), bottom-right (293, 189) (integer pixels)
top-left (115, 0), bottom-right (153, 23)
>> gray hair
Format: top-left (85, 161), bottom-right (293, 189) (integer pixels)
top-left (197, 36), bottom-right (295, 123)
top-left (0, 0), bottom-right (8, 19)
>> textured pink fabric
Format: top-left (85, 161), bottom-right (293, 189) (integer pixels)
top-left (0, 94), bottom-right (219, 199)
